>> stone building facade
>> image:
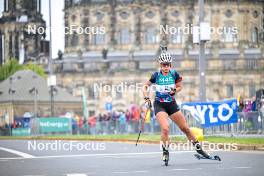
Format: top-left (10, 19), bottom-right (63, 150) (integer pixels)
top-left (53, 0), bottom-right (264, 114)
top-left (0, 0), bottom-right (48, 65)
top-left (0, 70), bottom-right (82, 124)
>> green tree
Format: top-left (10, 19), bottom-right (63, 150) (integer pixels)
top-left (0, 58), bottom-right (46, 82)
top-left (23, 61), bottom-right (46, 78)
top-left (0, 58), bottom-right (23, 82)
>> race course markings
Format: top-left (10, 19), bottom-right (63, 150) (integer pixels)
top-left (0, 147), bottom-right (35, 159)
top-left (112, 170), bottom-right (149, 174)
top-left (0, 151), bottom-right (194, 160)
top-left (233, 167), bottom-right (252, 169)
top-left (169, 168), bottom-right (202, 171)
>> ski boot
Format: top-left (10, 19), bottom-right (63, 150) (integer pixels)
top-left (193, 141), bottom-right (221, 161)
top-left (162, 149), bottom-right (169, 166)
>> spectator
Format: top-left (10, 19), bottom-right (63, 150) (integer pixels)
top-left (238, 97), bottom-right (244, 112)
top-left (119, 111), bottom-right (126, 134)
top-left (71, 118), bottom-right (78, 134)
top-left (104, 112), bottom-right (111, 134)
top-left (243, 101), bottom-right (252, 113)
top-left (144, 108), bottom-right (151, 133)
top-left (251, 96), bottom-right (257, 111)
top-left (132, 106), bottom-right (140, 133)
top-left (125, 109), bottom-right (132, 133)
top-left (125, 109), bottom-right (131, 122)
top-left (98, 113), bottom-right (104, 134)
top-left (261, 98), bottom-right (264, 116)
top-left (88, 115), bottom-right (97, 135)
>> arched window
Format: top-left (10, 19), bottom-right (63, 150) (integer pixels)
top-left (226, 84), bottom-right (233, 98)
top-left (222, 21), bottom-right (237, 43)
top-left (118, 28), bottom-right (131, 44)
top-left (171, 21), bottom-right (182, 44)
top-left (144, 27), bottom-right (158, 44)
top-left (65, 35), bottom-right (69, 47)
top-left (249, 84), bottom-right (256, 98)
top-left (251, 27), bottom-right (258, 43)
top-left (71, 32), bottom-right (78, 46)
top-left (93, 33), bottom-right (105, 45)
top-left (83, 34), bottom-right (89, 46)
top-left (222, 26), bottom-right (237, 43)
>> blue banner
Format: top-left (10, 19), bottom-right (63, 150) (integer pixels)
top-left (181, 99), bottom-right (238, 127)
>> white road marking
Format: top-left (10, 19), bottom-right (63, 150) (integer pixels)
top-left (112, 171), bottom-right (130, 174)
top-left (103, 156), bottom-right (122, 159)
top-left (0, 147), bottom-right (35, 158)
top-left (0, 157), bottom-right (22, 160)
top-left (63, 172), bottom-right (96, 176)
top-left (169, 168), bottom-right (191, 171)
top-left (0, 151), bottom-right (194, 160)
top-left (169, 168), bottom-right (202, 171)
top-left (233, 166), bottom-right (252, 169)
top-left (113, 170), bottom-right (149, 174)
top-left (134, 170), bottom-right (149, 173)
top-left (217, 166), bottom-right (252, 170)
top-left (103, 155), bottom-right (157, 159)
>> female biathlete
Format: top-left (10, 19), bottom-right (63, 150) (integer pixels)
top-left (142, 49), bottom-right (210, 165)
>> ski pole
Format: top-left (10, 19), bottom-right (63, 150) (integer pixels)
top-left (136, 102), bottom-right (152, 146)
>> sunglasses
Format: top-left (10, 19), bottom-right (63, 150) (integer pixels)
top-left (161, 63), bottom-right (171, 67)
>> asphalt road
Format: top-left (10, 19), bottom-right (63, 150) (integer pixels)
top-left (0, 139), bottom-right (263, 176)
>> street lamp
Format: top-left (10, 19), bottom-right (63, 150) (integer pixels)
top-left (8, 76), bottom-right (17, 136)
top-left (47, 75), bottom-right (56, 117)
top-left (29, 81), bottom-right (38, 118)
top-left (198, 0), bottom-right (206, 102)
top-left (48, 0), bottom-right (55, 117)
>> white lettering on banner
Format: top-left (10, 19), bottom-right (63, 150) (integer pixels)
top-left (196, 105), bottom-right (207, 124)
top-left (218, 104), bottom-right (233, 122)
top-left (181, 105), bottom-right (202, 123)
top-left (182, 103), bottom-right (235, 125)
top-left (208, 105), bottom-right (218, 123)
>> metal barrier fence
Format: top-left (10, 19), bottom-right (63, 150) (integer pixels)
top-left (184, 111), bottom-right (264, 135)
top-left (0, 111), bottom-right (263, 136)
top-left (77, 111), bottom-right (264, 136)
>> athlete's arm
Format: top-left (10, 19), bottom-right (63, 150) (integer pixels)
top-left (143, 80), bottom-right (152, 98)
top-left (174, 72), bottom-right (183, 93)
top-left (143, 72), bottom-right (156, 98)
top-left (175, 81), bottom-right (182, 93)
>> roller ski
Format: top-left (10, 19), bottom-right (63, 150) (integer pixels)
top-left (194, 153), bottom-right (221, 161)
top-left (162, 150), bottom-right (169, 166)
top-left (193, 141), bottom-right (221, 161)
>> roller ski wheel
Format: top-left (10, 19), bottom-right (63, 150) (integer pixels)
top-left (194, 153), bottom-right (221, 161)
top-left (214, 155), bottom-right (221, 161)
top-left (164, 158), bottom-right (169, 166)
top-left (162, 151), bottom-right (169, 166)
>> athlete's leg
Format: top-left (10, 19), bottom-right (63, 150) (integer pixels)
top-left (170, 111), bottom-right (196, 142)
top-left (156, 111), bottom-right (170, 162)
top-left (156, 111), bottom-right (170, 147)
top-left (170, 111), bottom-right (210, 158)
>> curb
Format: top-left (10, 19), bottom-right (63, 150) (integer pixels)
top-left (1, 137), bottom-right (264, 151)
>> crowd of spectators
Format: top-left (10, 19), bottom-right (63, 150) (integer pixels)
top-left (85, 103), bottom-right (160, 135)
top-left (237, 96), bottom-right (264, 131)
